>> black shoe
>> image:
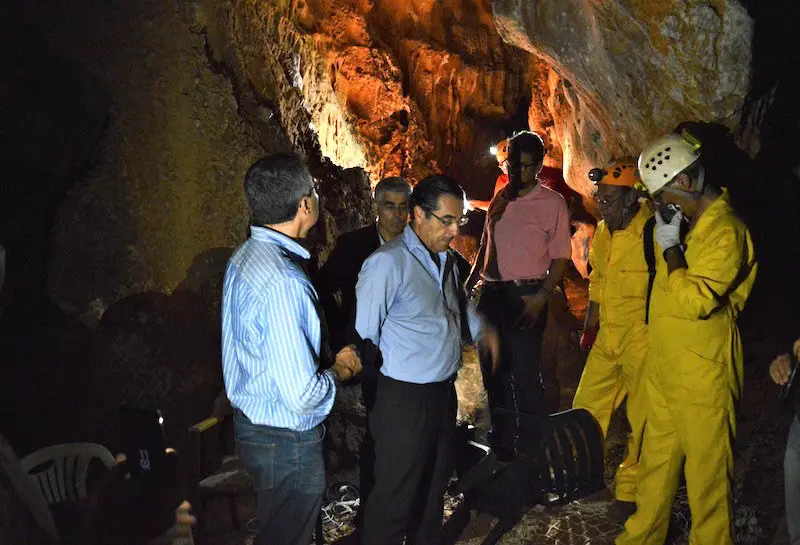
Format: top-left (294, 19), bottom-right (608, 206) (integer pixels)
top-left (608, 500), bottom-right (636, 525)
top-left (493, 444), bottom-right (516, 462)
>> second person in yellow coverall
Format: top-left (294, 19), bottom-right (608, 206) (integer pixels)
top-left (573, 158), bottom-right (652, 522)
top-left (616, 130), bottom-right (758, 545)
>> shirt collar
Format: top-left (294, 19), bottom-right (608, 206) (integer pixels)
top-left (688, 188), bottom-right (731, 239)
top-left (249, 225), bottom-right (311, 260)
top-left (626, 203), bottom-right (653, 235)
top-left (402, 224), bottom-right (448, 261)
top-left (519, 181), bottom-right (545, 200)
top-left (375, 222), bottom-right (387, 246)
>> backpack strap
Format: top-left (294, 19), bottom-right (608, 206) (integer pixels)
top-left (447, 249), bottom-right (474, 343)
top-left (643, 216), bottom-right (657, 324)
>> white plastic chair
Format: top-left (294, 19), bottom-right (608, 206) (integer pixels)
top-left (20, 443), bottom-right (115, 504)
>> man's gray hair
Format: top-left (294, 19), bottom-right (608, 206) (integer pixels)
top-left (374, 176), bottom-right (412, 202)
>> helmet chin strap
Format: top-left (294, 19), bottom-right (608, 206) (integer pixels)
top-left (661, 186), bottom-right (690, 199)
top-left (692, 165), bottom-right (705, 197)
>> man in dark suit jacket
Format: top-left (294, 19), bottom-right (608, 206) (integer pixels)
top-left (318, 176), bottom-right (412, 352)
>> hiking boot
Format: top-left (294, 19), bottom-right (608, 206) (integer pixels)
top-left (608, 500), bottom-right (637, 525)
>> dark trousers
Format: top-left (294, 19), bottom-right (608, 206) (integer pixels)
top-left (356, 373), bottom-right (378, 526)
top-left (540, 287), bottom-right (569, 413)
top-left (478, 282), bottom-right (548, 457)
top-left (234, 411), bottom-right (325, 545)
top-left (361, 374), bottom-right (458, 545)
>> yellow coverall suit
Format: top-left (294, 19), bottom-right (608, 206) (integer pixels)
top-left (617, 190), bottom-right (757, 545)
top-left (573, 205), bottom-right (653, 502)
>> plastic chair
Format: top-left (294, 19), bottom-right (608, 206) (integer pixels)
top-left (452, 408), bottom-right (605, 545)
top-left (21, 443), bottom-right (115, 504)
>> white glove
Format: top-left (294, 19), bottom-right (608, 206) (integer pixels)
top-left (654, 206), bottom-right (683, 251)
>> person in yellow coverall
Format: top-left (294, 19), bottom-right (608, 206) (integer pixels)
top-left (616, 130), bottom-right (757, 545)
top-left (573, 158), bottom-right (652, 522)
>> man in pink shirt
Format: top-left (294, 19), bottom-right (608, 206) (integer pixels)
top-left (467, 131), bottom-right (572, 459)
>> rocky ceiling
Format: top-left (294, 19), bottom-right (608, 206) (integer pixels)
top-left (192, 0), bottom-right (752, 198)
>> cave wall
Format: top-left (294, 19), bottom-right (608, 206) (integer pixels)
top-left (2, 0), bottom-right (377, 451)
top-left (35, 0), bottom-right (266, 325)
top-left (495, 0), bottom-right (753, 196)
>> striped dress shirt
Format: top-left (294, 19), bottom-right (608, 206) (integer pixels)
top-left (222, 226), bottom-right (336, 431)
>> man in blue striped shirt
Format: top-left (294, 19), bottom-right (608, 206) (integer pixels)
top-left (356, 175), bottom-right (500, 545)
top-left (222, 154), bottom-right (362, 545)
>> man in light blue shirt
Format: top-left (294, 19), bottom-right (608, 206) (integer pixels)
top-left (356, 175), bottom-right (500, 545)
top-left (222, 153), bottom-right (361, 545)
top-left (315, 176), bottom-right (413, 528)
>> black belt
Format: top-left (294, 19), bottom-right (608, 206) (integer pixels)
top-left (484, 278), bottom-right (544, 288)
top-left (380, 372), bottom-right (458, 386)
top-left (440, 372), bottom-right (459, 384)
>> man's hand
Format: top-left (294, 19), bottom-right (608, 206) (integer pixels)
top-left (517, 291), bottom-right (548, 329)
top-left (478, 325), bottom-right (501, 376)
top-left (332, 344), bottom-right (362, 381)
top-left (162, 501), bottom-right (196, 544)
top-left (770, 354), bottom-right (794, 386)
top-left (654, 206), bottom-right (683, 251)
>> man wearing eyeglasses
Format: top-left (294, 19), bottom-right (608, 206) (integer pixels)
top-left (222, 154), bottom-right (362, 545)
top-left (315, 176), bottom-right (411, 526)
top-left (466, 130), bottom-right (572, 460)
top-left (355, 175), bottom-right (500, 545)
top-left (572, 158), bottom-right (652, 522)
top-left (471, 139), bottom-right (592, 415)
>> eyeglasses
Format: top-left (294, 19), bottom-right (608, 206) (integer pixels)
top-left (427, 209), bottom-right (469, 227)
top-left (504, 160), bottom-right (537, 170)
top-left (592, 189), bottom-right (624, 206)
top-left (593, 194), bottom-right (620, 206)
top-left (380, 201), bottom-right (409, 213)
top-left (306, 179), bottom-right (321, 196)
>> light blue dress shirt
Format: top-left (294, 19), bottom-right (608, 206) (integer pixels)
top-left (355, 225), bottom-right (483, 384)
top-left (222, 226), bottom-right (335, 431)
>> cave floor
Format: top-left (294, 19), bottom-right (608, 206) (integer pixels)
top-left (206, 404), bottom-right (788, 545)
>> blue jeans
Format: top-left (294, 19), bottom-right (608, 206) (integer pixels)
top-left (786, 414), bottom-right (800, 544)
top-left (234, 410), bottom-right (326, 545)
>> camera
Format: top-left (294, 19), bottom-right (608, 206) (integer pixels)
top-left (657, 202), bottom-right (681, 223)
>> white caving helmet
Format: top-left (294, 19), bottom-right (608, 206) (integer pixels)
top-left (638, 130), bottom-right (703, 194)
